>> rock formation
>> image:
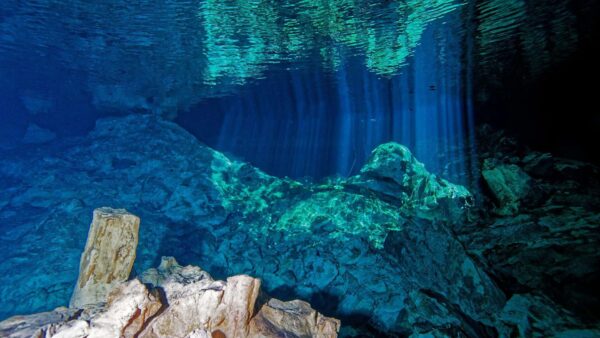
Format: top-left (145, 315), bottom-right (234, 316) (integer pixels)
top-left (0, 209), bottom-right (340, 338)
top-left (481, 159), bottom-right (531, 215)
top-left (348, 142), bottom-right (473, 223)
top-left (459, 127), bottom-right (600, 328)
top-left (70, 208), bottom-right (140, 308)
top-left (0, 115), bottom-right (598, 336)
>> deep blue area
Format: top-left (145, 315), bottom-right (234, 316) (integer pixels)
top-left (176, 16), bottom-right (473, 183)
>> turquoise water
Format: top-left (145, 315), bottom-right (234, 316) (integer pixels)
top-left (0, 0), bottom-right (599, 336)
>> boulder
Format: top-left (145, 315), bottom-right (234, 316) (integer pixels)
top-left (348, 142), bottom-right (473, 223)
top-left (139, 256), bottom-right (340, 338)
top-left (69, 208), bottom-right (140, 308)
top-left (482, 159), bottom-right (531, 215)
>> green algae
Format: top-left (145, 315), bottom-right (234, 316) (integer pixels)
top-left (275, 191), bottom-right (403, 249)
top-left (209, 147), bottom-right (404, 249)
top-left (210, 151), bottom-right (302, 217)
top-left (208, 142), bottom-right (471, 249)
top-left (351, 143), bottom-right (473, 222)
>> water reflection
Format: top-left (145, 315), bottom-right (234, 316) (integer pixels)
top-left (1, 0), bottom-right (463, 112)
top-left (0, 0), bottom-right (588, 180)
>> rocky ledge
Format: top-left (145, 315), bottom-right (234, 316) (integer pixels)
top-left (0, 208), bottom-right (340, 338)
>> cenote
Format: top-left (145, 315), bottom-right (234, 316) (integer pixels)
top-left (0, 0), bottom-right (599, 337)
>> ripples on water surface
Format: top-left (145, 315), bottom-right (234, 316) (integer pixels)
top-left (0, 0), bottom-right (593, 179)
top-left (1, 0), bottom-right (585, 106)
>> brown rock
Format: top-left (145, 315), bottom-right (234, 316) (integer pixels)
top-left (87, 279), bottom-right (162, 337)
top-left (250, 298), bottom-right (341, 338)
top-left (70, 207), bottom-right (140, 308)
top-left (0, 209), bottom-right (340, 338)
top-left (217, 275), bottom-right (261, 337)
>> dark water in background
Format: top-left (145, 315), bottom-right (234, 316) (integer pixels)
top-left (1, 0), bottom-right (597, 180)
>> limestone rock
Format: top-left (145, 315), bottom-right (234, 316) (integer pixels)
top-left (2, 115), bottom-right (598, 336)
top-left (0, 307), bottom-right (80, 338)
top-left (1, 280), bottom-right (161, 338)
top-left (139, 256), bottom-right (340, 338)
top-left (348, 142), bottom-right (473, 223)
top-left (0, 219), bottom-right (339, 338)
top-left (482, 159), bottom-right (531, 215)
top-left (249, 298), bottom-right (340, 338)
top-left (138, 257), bottom-right (230, 337)
top-left (0, 117), bottom-right (500, 335)
top-left (70, 208), bottom-right (140, 308)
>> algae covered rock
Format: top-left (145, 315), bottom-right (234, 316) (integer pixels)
top-left (482, 159), bottom-right (532, 215)
top-left (273, 190), bottom-right (403, 248)
top-left (348, 142), bottom-right (473, 223)
top-left (383, 219), bottom-right (505, 335)
top-left (495, 293), bottom-right (600, 337)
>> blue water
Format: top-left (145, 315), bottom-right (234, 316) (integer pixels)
top-left (0, 0), bottom-right (598, 336)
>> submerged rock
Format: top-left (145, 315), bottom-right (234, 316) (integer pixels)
top-left (0, 116), bottom-right (510, 335)
top-left (348, 142), bottom-right (473, 223)
top-left (383, 219), bottom-right (505, 335)
top-left (482, 159), bottom-right (531, 215)
top-left (458, 129), bottom-right (600, 325)
top-left (0, 211), bottom-right (340, 338)
top-left (1, 115), bottom-right (598, 336)
top-left (70, 208), bottom-right (140, 308)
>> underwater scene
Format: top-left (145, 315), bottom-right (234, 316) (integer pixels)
top-left (0, 0), bottom-right (599, 337)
